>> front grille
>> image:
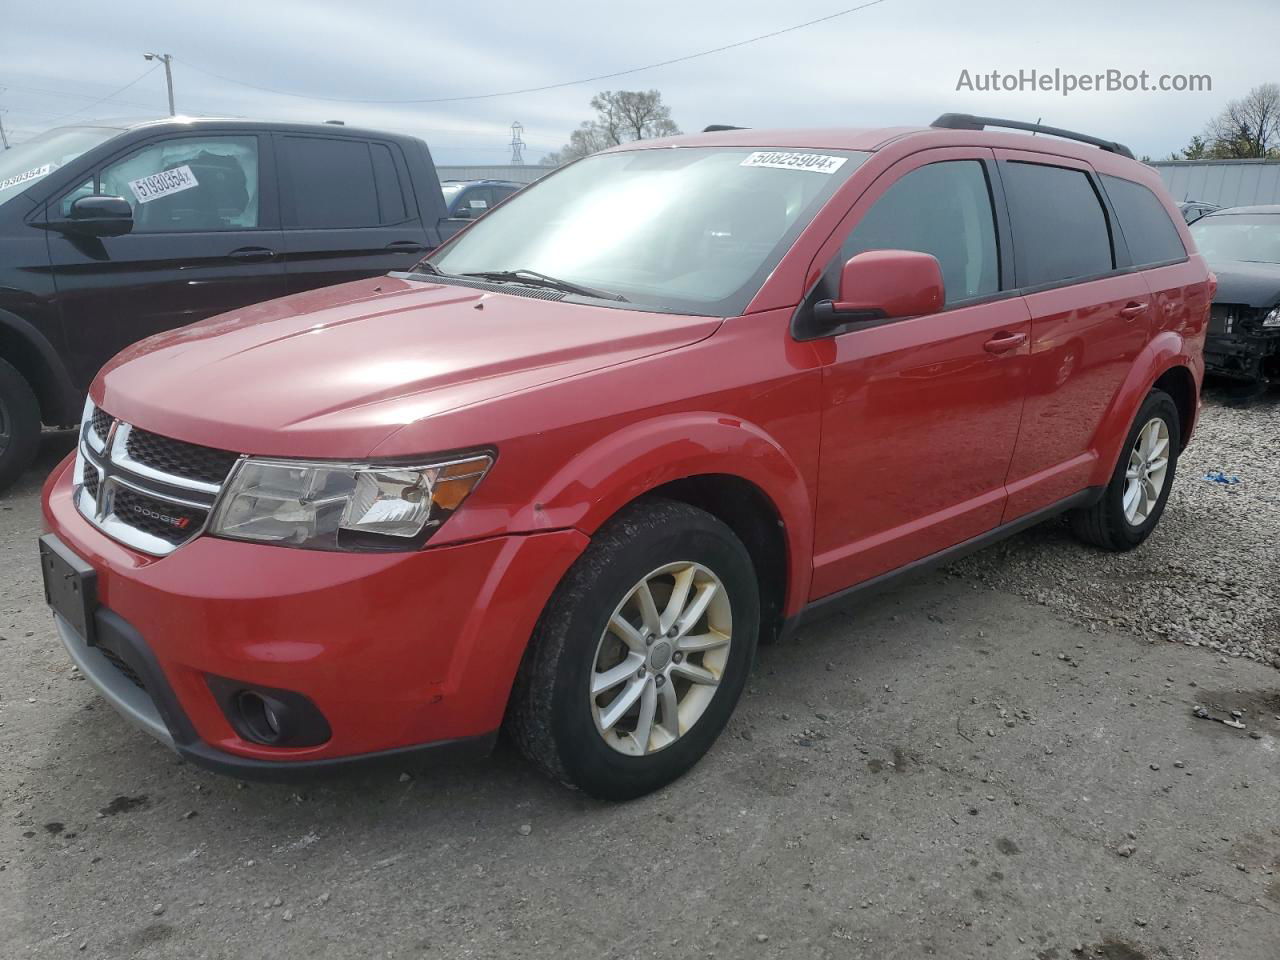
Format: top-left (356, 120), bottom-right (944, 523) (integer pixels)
top-left (111, 486), bottom-right (206, 546)
top-left (75, 405), bottom-right (241, 557)
top-left (126, 427), bottom-right (239, 485)
top-left (97, 644), bottom-right (146, 691)
top-left (91, 407), bottom-right (113, 443)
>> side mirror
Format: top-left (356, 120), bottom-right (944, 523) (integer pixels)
top-left (55, 196), bottom-right (135, 237)
top-left (809, 250), bottom-right (944, 334)
top-left (451, 205), bottom-right (471, 220)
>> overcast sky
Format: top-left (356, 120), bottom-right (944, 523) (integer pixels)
top-left (3, 0), bottom-right (1276, 163)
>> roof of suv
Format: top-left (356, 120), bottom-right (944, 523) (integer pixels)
top-left (81, 115), bottom-right (414, 143)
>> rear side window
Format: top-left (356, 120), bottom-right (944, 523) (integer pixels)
top-left (1002, 162), bottom-right (1113, 287)
top-left (283, 136), bottom-right (381, 229)
top-left (840, 160), bottom-right (999, 304)
top-left (1102, 174), bottom-right (1186, 266)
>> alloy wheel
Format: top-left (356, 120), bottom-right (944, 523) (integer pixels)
top-left (590, 561), bottom-right (732, 756)
top-left (1123, 416), bottom-right (1171, 525)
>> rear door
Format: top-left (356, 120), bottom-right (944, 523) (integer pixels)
top-left (809, 148), bottom-right (1031, 599)
top-left (46, 132), bottom-right (286, 387)
top-left (996, 151), bottom-right (1153, 520)
top-left (275, 134), bottom-right (430, 293)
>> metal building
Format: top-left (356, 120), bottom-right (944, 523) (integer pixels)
top-left (1148, 159), bottom-right (1280, 208)
top-left (436, 164), bottom-right (555, 185)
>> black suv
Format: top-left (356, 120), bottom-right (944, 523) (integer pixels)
top-left (0, 118), bottom-right (468, 488)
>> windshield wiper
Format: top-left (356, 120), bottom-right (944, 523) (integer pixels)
top-left (459, 269), bottom-right (628, 302)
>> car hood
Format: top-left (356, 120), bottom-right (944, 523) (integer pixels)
top-left (95, 275), bottom-right (722, 458)
top-left (1208, 260), bottom-right (1280, 309)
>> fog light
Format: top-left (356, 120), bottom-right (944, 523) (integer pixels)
top-left (206, 676), bottom-right (332, 748)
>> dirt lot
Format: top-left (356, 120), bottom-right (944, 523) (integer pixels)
top-left (1, 389), bottom-right (1278, 959)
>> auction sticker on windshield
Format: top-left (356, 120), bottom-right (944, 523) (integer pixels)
top-left (740, 152), bottom-right (847, 174)
top-left (128, 165), bottom-right (199, 204)
top-left (0, 164), bottom-right (53, 193)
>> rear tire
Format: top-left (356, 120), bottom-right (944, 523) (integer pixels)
top-left (509, 497), bottom-right (759, 801)
top-left (1069, 388), bottom-right (1180, 552)
top-left (0, 358), bottom-right (41, 492)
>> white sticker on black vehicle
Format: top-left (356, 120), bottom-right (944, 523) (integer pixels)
top-left (0, 163), bottom-right (53, 192)
top-left (127, 165), bottom-right (199, 204)
top-left (740, 152), bottom-right (847, 174)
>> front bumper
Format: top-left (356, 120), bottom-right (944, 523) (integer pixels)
top-left (41, 455), bottom-right (589, 777)
top-left (1204, 331), bottom-right (1280, 382)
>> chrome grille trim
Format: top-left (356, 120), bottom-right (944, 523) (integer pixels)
top-left (73, 405), bottom-right (244, 557)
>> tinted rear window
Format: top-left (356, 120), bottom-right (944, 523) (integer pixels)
top-left (1102, 175), bottom-right (1186, 266)
top-left (371, 143), bottom-right (409, 223)
top-left (282, 136), bottom-right (380, 229)
top-left (1003, 161), bottom-right (1113, 287)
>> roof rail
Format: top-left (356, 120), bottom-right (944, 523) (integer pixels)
top-left (930, 113), bottom-right (1135, 160)
top-left (703, 124), bottom-right (747, 133)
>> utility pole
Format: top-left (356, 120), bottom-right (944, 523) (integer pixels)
top-left (510, 121), bottom-right (525, 165)
top-left (144, 52), bottom-right (176, 116)
top-left (0, 112), bottom-right (9, 150)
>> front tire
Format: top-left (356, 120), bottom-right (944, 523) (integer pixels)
top-left (1069, 388), bottom-right (1180, 551)
top-left (509, 498), bottom-right (759, 801)
top-left (0, 358), bottom-right (41, 492)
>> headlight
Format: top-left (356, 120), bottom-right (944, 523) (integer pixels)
top-left (1263, 306), bottom-right (1280, 328)
top-left (209, 453), bottom-right (493, 551)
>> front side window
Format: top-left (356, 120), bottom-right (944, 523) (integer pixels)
top-left (99, 136), bottom-right (259, 232)
top-left (1003, 162), bottom-right (1113, 287)
top-left (838, 160), bottom-right (999, 304)
top-left (429, 147), bottom-right (868, 315)
top-left (1102, 174), bottom-right (1186, 266)
top-left (1190, 214), bottom-right (1280, 265)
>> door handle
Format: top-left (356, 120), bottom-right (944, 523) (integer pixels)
top-left (227, 246), bottom-right (277, 263)
top-left (1119, 301), bottom-right (1148, 320)
top-left (385, 240), bottom-right (428, 253)
top-left (983, 331), bottom-right (1027, 354)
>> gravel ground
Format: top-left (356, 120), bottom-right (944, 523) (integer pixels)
top-left (951, 385), bottom-right (1280, 667)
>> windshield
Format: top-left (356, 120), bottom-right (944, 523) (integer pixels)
top-left (441, 183), bottom-right (464, 197)
top-left (428, 146), bottom-right (868, 315)
top-left (1190, 214), bottom-right (1280, 265)
top-left (0, 125), bottom-right (124, 205)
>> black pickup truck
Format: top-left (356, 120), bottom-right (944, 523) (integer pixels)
top-left (0, 118), bottom-right (471, 488)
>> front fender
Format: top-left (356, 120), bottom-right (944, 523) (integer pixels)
top-left (510, 412), bottom-right (815, 616)
top-left (1089, 330), bottom-right (1201, 487)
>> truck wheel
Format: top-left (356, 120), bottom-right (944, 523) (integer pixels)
top-left (1069, 388), bottom-right (1180, 552)
top-left (510, 498), bottom-right (759, 801)
top-left (0, 359), bottom-right (41, 492)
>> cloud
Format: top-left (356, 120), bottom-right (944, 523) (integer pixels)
top-left (3, 0), bottom-right (1276, 160)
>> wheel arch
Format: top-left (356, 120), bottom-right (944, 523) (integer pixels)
top-left (0, 309), bottom-right (80, 426)
top-left (1089, 331), bottom-right (1200, 485)
top-left (512, 412), bottom-right (815, 625)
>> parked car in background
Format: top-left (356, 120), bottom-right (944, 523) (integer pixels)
top-left (440, 179), bottom-right (523, 219)
top-left (0, 118), bottom-right (469, 489)
top-left (1178, 199), bottom-right (1222, 225)
top-left (40, 114), bottom-right (1209, 800)
top-left (1189, 205), bottom-right (1280, 388)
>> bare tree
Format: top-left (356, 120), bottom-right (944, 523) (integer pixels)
top-left (1201, 83), bottom-right (1280, 159)
top-left (543, 90), bottom-right (681, 166)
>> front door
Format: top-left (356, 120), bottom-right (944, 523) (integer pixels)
top-left (46, 133), bottom-right (285, 387)
top-left (807, 149), bottom-right (1031, 599)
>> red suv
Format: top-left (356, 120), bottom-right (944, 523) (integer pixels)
top-left (40, 115), bottom-right (1211, 800)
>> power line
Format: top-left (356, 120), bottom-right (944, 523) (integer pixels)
top-left (176, 0), bottom-right (891, 105)
top-left (0, 82), bottom-right (162, 111)
top-left (43, 64), bottom-right (161, 126)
